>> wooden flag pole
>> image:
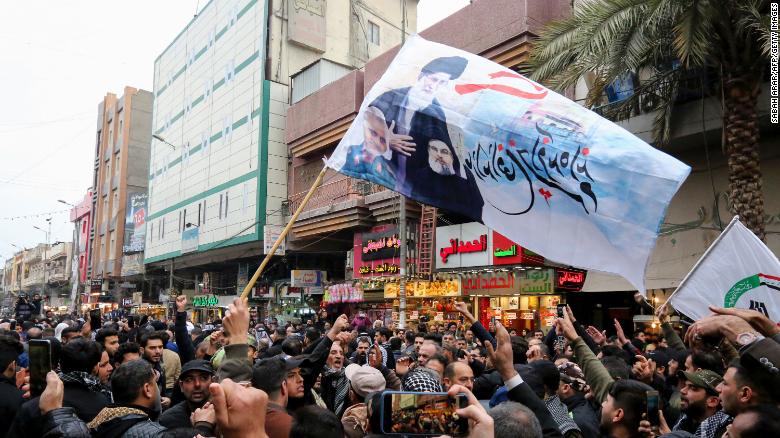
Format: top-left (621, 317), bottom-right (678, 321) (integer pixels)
top-left (239, 165), bottom-right (329, 300)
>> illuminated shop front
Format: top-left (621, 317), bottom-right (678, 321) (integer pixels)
top-left (435, 222), bottom-right (585, 332)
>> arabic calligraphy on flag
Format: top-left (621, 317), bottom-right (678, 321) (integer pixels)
top-left (326, 35), bottom-right (691, 291)
top-left (669, 217), bottom-right (780, 321)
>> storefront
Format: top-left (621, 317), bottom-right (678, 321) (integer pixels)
top-left (382, 279), bottom-right (463, 329)
top-left (345, 225), bottom-right (408, 324)
top-left (434, 222), bottom-right (586, 332)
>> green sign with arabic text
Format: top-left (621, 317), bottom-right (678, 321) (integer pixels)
top-left (192, 295), bottom-right (219, 307)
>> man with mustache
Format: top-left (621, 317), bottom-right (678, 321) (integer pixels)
top-left (158, 359), bottom-right (215, 429)
top-left (410, 127), bottom-right (483, 217)
top-left (368, 56), bottom-right (468, 195)
top-left (671, 369), bottom-right (730, 438)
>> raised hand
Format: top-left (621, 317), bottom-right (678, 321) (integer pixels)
top-left (708, 305), bottom-right (780, 337)
top-left (484, 322), bottom-right (515, 382)
top-left (176, 294), bottom-right (188, 313)
top-left (454, 301), bottom-right (476, 323)
top-left (586, 326), bottom-right (607, 345)
top-left (559, 309), bottom-right (578, 341)
top-left (387, 120), bottom-right (416, 157)
top-left (614, 319), bottom-right (628, 345)
top-left (223, 298), bottom-right (250, 345)
top-left (191, 402), bottom-right (216, 426)
top-left (632, 355), bottom-right (655, 383)
top-left (38, 371), bottom-right (63, 414)
top-left (209, 378), bottom-right (269, 438)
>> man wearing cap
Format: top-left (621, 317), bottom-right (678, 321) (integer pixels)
top-left (671, 369), bottom-right (730, 438)
top-left (557, 362), bottom-right (599, 438)
top-left (158, 359), bottom-right (215, 429)
top-left (342, 364), bottom-right (387, 438)
top-left (251, 355), bottom-right (306, 438)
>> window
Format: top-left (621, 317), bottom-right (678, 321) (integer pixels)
top-left (224, 191), bottom-right (229, 218)
top-left (178, 211), bottom-right (182, 233)
top-left (183, 209), bottom-right (187, 231)
top-left (368, 21), bottom-right (380, 45)
top-left (161, 218), bottom-right (165, 237)
top-left (150, 223), bottom-right (154, 242)
top-left (197, 203), bottom-right (202, 226)
top-left (202, 200), bottom-right (206, 224)
top-left (219, 195), bottom-right (223, 219)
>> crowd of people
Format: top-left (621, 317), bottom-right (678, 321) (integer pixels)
top-left (1, 294), bottom-right (779, 438)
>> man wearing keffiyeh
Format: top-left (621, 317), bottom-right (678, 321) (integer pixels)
top-left (5, 338), bottom-right (112, 437)
top-left (671, 369), bottom-right (731, 438)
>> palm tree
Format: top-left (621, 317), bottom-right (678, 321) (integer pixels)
top-left (528, 0), bottom-right (772, 239)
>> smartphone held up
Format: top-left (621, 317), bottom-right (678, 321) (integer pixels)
top-left (381, 391), bottom-right (468, 436)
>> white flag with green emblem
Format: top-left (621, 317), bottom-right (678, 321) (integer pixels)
top-left (669, 216), bottom-right (780, 321)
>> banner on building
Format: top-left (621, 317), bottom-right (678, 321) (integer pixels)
top-left (326, 35), bottom-right (690, 292)
top-left (290, 270), bottom-right (327, 287)
top-left (121, 253), bottom-right (145, 277)
top-left (384, 279), bottom-right (461, 298)
top-left (263, 225), bottom-right (286, 255)
top-left (669, 216), bottom-right (780, 321)
top-left (182, 227), bottom-right (199, 254)
top-left (361, 227), bottom-right (401, 261)
top-left (123, 192), bottom-right (148, 253)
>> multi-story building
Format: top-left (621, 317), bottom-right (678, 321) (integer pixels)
top-left (68, 190), bottom-right (92, 305)
top-left (144, 0), bottom-right (416, 310)
top-left (88, 87), bottom-right (153, 306)
top-left (284, 0), bottom-right (571, 323)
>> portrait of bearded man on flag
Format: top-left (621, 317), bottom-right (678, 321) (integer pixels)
top-left (368, 55), bottom-right (468, 194)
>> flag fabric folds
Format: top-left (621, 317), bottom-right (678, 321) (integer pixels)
top-left (326, 35), bottom-right (691, 292)
top-left (669, 216), bottom-right (780, 322)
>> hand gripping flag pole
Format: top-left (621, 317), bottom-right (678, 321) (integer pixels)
top-left (239, 164), bottom-right (329, 301)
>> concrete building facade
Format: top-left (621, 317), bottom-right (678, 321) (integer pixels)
top-left (144, 0), bottom-right (417, 305)
top-left (88, 87), bottom-right (153, 294)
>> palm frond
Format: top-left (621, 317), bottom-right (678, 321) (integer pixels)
top-left (673, 0), bottom-right (718, 67)
top-left (735, 0), bottom-right (772, 58)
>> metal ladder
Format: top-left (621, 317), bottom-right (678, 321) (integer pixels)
top-left (416, 204), bottom-right (437, 279)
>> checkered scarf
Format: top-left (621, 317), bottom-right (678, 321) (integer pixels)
top-left (402, 367), bottom-right (443, 392)
top-left (59, 370), bottom-right (113, 403)
top-left (323, 366), bottom-right (350, 418)
top-left (695, 410), bottom-right (732, 438)
top-left (544, 395), bottom-right (580, 436)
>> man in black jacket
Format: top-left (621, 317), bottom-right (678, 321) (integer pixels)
top-left (158, 359), bottom-right (215, 429)
top-left (88, 359), bottom-right (214, 437)
top-left (6, 338), bottom-right (111, 437)
top-left (0, 335), bottom-right (24, 438)
top-left (486, 321), bottom-right (563, 438)
top-left (557, 361), bottom-right (600, 438)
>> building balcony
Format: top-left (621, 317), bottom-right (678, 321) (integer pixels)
top-left (102, 182), bottom-right (108, 197)
top-left (99, 221), bottom-right (107, 236)
top-left (287, 176), bottom-right (382, 238)
top-left (104, 146), bottom-right (111, 161)
top-left (114, 135), bottom-right (123, 153)
top-left (112, 175), bottom-right (119, 190)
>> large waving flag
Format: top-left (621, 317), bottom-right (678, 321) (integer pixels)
top-left (669, 216), bottom-right (780, 321)
top-left (326, 35), bottom-right (690, 292)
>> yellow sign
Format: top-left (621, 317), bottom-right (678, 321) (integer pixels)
top-left (383, 279), bottom-right (461, 298)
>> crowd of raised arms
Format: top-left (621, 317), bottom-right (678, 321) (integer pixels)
top-left (1, 294), bottom-right (779, 438)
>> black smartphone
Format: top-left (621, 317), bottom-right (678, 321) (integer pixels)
top-left (556, 304), bottom-right (566, 319)
top-left (89, 309), bottom-right (101, 331)
top-left (9, 320), bottom-right (16, 331)
top-left (29, 339), bottom-right (52, 397)
top-left (381, 391), bottom-right (469, 436)
top-left (127, 315), bottom-right (135, 328)
top-left (646, 390), bottom-right (660, 427)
